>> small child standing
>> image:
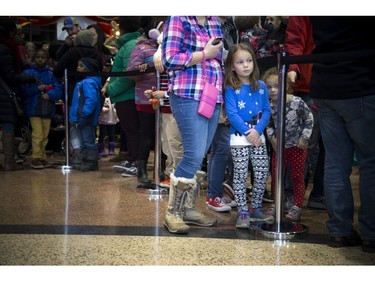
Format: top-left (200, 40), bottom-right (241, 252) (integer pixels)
top-left (98, 57), bottom-right (118, 157)
top-left (97, 95), bottom-right (118, 157)
top-left (21, 48), bottom-right (62, 169)
top-left (224, 43), bottom-right (273, 228)
top-left (263, 67), bottom-right (313, 222)
top-left (69, 57), bottom-right (102, 171)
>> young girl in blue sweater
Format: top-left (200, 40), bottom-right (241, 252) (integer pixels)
top-left (224, 43), bottom-right (273, 228)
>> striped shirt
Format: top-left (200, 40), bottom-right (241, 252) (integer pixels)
top-left (162, 16), bottom-right (223, 102)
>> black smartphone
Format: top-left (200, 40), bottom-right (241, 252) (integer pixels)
top-left (212, 37), bottom-right (222, 45)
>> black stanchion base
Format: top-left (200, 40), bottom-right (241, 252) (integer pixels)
top-left (250, 221), bottom-right (308, 240)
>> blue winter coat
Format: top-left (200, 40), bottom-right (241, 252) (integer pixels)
top-left (20, 66), bottom-right (62, 118)
top-left (69, 76), bottom-right (102, 126)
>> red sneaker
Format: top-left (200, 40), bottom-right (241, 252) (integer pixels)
top-left (206, 196), bottom-right (231, 212)
top-left (159, 177), bottom-right (170, 188)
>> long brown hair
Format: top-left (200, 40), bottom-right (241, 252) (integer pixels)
top-left (223, 43), bottom-right (260, 92)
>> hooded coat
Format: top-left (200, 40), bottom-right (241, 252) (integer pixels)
top-left (20, 66), bottom-right (62, 118)
top-left (106, 31), bottom-right (141, 104)
top-left (69, 75), bottom-right (102, 126)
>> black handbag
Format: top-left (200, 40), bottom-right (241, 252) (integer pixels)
top-left (35, 94), bottom-right (54, 117)
top-left (0, 77), bottom-right (24, 117)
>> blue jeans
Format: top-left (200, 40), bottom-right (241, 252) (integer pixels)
top-left (207, 124), bottom-right (230, 198)
top-left (69, 125), bottom-right (96, 151)
top-left (314, 96), bottom-right (375, 240)
top-left (170, 94), bottom-right (220, 179)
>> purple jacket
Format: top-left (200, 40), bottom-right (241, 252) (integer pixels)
top-left (126, 37), bottom-right (158, 104)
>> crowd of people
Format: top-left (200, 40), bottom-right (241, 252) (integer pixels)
top-left (1, 16), bottom-right (374, 253)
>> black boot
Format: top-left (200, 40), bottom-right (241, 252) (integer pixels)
top-left (137, 160), bottom-right (150, 183)
top-left (160, 153), bottom-right (166, 181)
top-left (70, 148), bottom-right (82, 170)
top-left (80, 149), bottom-right (99, 171)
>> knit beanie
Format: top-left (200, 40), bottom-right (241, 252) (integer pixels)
top-left (80, 57), bottom-right (101, 72)
top-left (74, 30), bottom-right (94, 47)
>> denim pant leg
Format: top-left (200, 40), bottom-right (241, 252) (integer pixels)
top-left (207, 124), bottom-right (230, 198)
top-left (315, 96), bottom-right (375, 238)
top-left (310, 137), bottom-right (325, 198)
top-left (81, 125), bottom-right (97, 151)
top-left (170, 94), bottom-right (220, 179)
top-left (343, 95), bottom-right (375, 240)
top-left (69, 125), bottom-right (83, 150)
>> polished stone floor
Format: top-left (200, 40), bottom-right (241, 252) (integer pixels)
top-left (0, 148), bottom-right (374, 278)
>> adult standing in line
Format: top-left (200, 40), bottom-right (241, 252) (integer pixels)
top-left (309, 16), bottom-right (375, 253)
top-left (0, 16), bottom-right (37, 171)
top-left (284, 16), bottom-right (326, 210)
top-left (53, 29), bottom-right (102, 104)
top-left (107, 17), bottom-right (142, 177)
top-left (161, 16), bottom-right (223, 234)
top-left (56, 17), bottom-right (82, 61)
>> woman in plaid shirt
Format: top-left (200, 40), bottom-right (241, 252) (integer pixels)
top-left (161, 16), bottom-right (223, 234)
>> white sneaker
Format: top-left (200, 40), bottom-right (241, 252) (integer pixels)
top-left (113, 160), bottom-right (132, 173)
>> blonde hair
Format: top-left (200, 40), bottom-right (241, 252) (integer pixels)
top-left (223, 43), bottom-right (260, 92)
top-left (262, 67), bottom-right (293, 96)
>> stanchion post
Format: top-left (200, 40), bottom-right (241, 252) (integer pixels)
top-left (62, 68), bottom-right (72, 170)
top-left (137, 70), bottom-right (167, 198)
top-left (154, 70), bottom-right (161, 187)
top-left (274, 51), bottom-right (288, 231)
top-left (250, 51), bottom-right (308, 240)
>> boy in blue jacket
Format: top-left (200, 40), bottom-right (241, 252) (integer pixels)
top-left (69, 57), bottom-right (102, 171)
top-left (21, 48), bottom-right (62, 169)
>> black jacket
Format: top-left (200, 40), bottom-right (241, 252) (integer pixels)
top-left (53, 45), bottom-right (102, 104)
top-left (0, 38), bottom-right (36, 124)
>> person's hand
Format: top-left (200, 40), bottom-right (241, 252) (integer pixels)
top-left (270, 136), bottom-right (277, 151)
top-left (151, 90), bottom-right (166, 99)
top-left (40, 93), bottom-right (50, 100)
top-left (245, 128), bottom-right (261, 147)
top-left (153, 56), bottom-right (164, 73)
top-left (138, 63), bottom-right (148, 72)
top-left (297, 138), bottom-right (308, 150)
top-left (288, 71), bottom-right (297, 83)
top-left (38, 85), bottom-right (46, 91)
top-left (77, 117), bottom-right (87, 128)
top-left (101, 82), bottom-right (108, 98)
top-left (65, 35), bottom-right (75, 47)
top-left (224, 118), bottom-right (231, 127)
top-left (144, 89), bottom-right (153, 99)
top-left (203, 37), bottom-right (223, 59)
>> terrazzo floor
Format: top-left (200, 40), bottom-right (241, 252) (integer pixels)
top-left (0, 149), bottom-right (374, 279)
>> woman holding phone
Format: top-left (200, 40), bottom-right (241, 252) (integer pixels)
top-left (161, 16), bottom-right (223, 234)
